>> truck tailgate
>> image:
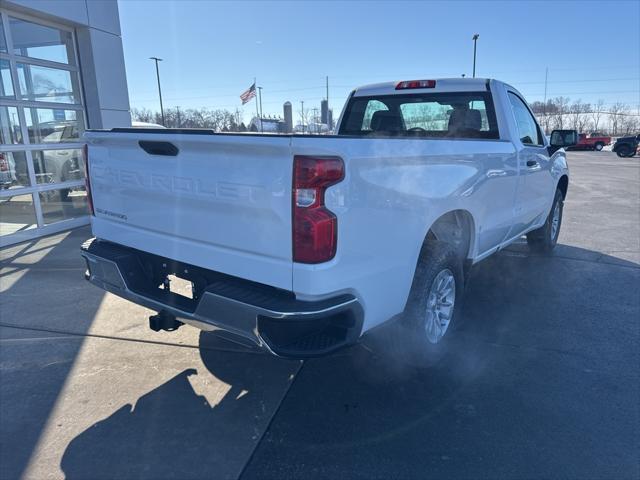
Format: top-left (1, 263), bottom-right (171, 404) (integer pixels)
top-left (85, 131), bottom-right (293, 290)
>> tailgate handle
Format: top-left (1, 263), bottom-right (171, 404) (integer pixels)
top-left (138, 141), bottom-right (179, 156)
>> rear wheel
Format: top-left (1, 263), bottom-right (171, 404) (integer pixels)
top-left (527, 188), bottom-right (563, 252)
top-left (594, 142), bottom-right (604, 151)
top-left (616, 145), bottom-right (633, 157)
top-left (401, 240), bottom-right (465, 364)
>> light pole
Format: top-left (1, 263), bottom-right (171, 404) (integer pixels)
top-left (472, 34), bottom-right (479, 78)
top-left (149, 57), bottom-right (165, 125)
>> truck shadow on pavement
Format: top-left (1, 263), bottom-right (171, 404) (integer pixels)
top-left (60, 340), bottom-right (300, 480)
top-left (59, 244), bottom-right (639, 480)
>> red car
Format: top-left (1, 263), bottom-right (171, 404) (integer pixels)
top-left (568, 133), bottom-right (612, 151)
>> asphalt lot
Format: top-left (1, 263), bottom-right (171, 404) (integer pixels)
top-left (1, 150), bottom-right (638, 480)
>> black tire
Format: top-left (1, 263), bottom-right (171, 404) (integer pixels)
top-left (615, 145), bottom-right (633, 157)
top-left (393, 240), bottom-right (466, 365)
top-left (594, 142), bottom-right (604, 151)
top-left (526, 188), bottom-right (563, 252)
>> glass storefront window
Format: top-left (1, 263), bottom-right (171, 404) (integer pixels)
top-left (1, 59), bottom-right (14, 97)
top-left (32, 148), bottom-right (84, 185)
top-left (0, 193), bottom-right (37, 236)
top-left (0, 151), bottom-right (30, 189)
top-left (0, 18), bottom-right (7, 53)
top-left (8, 17), bottom-right (74, 65)
top-left (1, 13), bottom-right (87, 244)
top-left (16, 63), bottom-right (78, 103)
top-left (0, 106), bottom-right (23, 144)
top-left (39, 186), bottom-right (88, 225)
top-left (25, 108), bottom-right (84, 144)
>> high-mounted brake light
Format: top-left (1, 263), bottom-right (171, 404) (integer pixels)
top-left (293, 155), bottom-right (344, 263)
top-left (396, 79), bottom-right (436, 90)
top-left (83, 143), bottom-right (94, 216)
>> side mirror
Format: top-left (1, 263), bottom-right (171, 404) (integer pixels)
top-left (550, 129), bottom-right (577, 148)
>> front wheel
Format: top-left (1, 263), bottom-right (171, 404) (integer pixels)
top-left (526, 188), bottom-right (564, 252)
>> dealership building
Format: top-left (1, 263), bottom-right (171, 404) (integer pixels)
top-left (1, 0), bottom-right (130, 246)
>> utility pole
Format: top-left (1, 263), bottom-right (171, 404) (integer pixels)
top-left (149, 57), bottom-right (165, 126)
top-left (472, 34), bottom-right (479, 78)
top-left (300, 100), bottom-right (305, 133)
top-left (254, 77), bottom-right (259, 132)
top-left (257, 86), bottom-right (264, 133)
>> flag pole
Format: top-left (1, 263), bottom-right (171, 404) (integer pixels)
top-left (254, 77), bottom-right (259, 132)
top-left (258, 86), bottom-right (264, 133)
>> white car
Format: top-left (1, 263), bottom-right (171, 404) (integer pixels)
top-left (80, 78), bottom-right (575, 357)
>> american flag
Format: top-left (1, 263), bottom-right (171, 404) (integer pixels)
top-left (240, 82), bottom-right (256, 105)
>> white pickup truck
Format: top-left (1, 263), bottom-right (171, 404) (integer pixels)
top-left (80, 78), bottom-right (576, 357)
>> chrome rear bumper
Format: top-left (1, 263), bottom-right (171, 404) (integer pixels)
top-left (80, 238), bottom-right (363, 357)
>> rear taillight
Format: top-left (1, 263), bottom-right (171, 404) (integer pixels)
top-left (83, 143), bottom-right (94, 215)
top-left (0, 154), bottom-right (8, 172)
top-left (293, 155), bottom-right (344, 263)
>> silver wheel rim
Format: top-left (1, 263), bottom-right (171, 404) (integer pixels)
top-left (424, 269), bottom-right (455, 344)
top-left (551, 201), bottom-right (561, 240)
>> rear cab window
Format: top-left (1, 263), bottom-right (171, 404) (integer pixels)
top-left (339, 91), bottom-right (499, 139)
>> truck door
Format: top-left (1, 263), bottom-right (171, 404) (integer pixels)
top-left (507, 91), bottom-right (554, 235)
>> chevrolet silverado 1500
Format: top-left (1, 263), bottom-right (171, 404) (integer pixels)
top-left (80, 78), bottom-right (576, 357)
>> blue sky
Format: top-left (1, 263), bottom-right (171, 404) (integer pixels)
top-left (118, 0), bottom-right (640, 122)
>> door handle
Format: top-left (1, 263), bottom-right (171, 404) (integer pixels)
top-left (526, 160), bottom-right (539, 168)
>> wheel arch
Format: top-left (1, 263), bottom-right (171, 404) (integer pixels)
top-left (422, 209), bottom-right (476, 262)
top-left (403, 209), bottom-right (475, 312)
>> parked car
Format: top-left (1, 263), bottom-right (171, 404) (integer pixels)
top-left (568, 133), bottom-right (612, 151)
top-left (80, 78), bottom-right (575, 358)
top-left (0, 153), bottom-right (16, 190)
top-left (612, 134), bottom-right (639, 157)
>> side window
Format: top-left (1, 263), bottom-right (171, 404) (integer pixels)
top-left (508, 92), bottom-right (542, 146)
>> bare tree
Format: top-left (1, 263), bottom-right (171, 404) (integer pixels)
top-left (569, 100), bottom-right (592, 133)
top-left (591, 99), bottom-right (606, 133)
top-left (569, 100), bottom-right (583, 131)
top-left (131, 108), bottom-right (156, 123)
top-left (619, 112), bottom-right (639, 136)
top-left (550, 97), bottom-right (570, 130)
top-left (609, 102), bottom-right (629, 136)
top-left (132, 107), bottom-right (241, 131)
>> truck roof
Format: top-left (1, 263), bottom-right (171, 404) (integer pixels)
top-left (352, 78), bottom-right (497, 97)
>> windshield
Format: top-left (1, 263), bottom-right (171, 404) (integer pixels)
top-left (339, 92), bottom-right (499, 139)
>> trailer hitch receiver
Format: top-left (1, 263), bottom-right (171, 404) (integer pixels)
top-left (149, 311), bottom-right (183, 332)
